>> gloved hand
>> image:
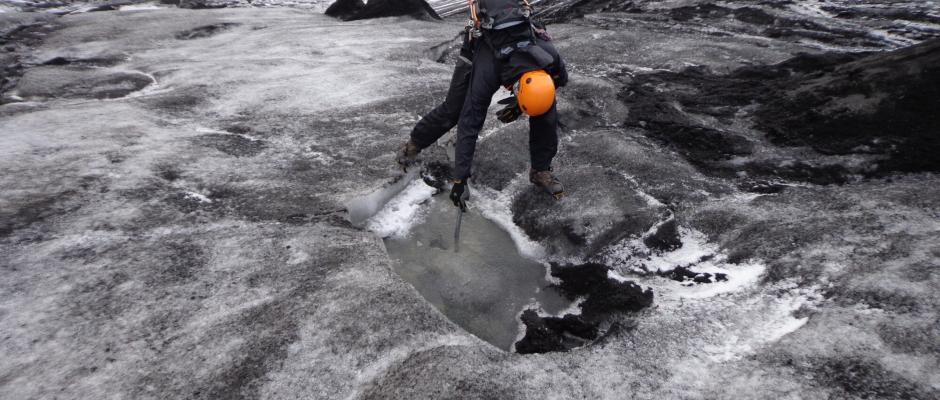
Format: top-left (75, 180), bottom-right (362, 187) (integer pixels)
top-left (450, 179), bottom-right (469, 211)
top-left (496, 95), bottom-right (522, 123)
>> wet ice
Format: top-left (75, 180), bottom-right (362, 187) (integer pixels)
top-left (379, 193), bottom-right (571, 350)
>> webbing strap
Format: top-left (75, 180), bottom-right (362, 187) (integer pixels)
top-left (492, 20), bottom-right (525, 30)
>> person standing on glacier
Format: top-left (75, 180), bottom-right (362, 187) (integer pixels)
top-left (397, 0), bottom-right (568, 208)
top-left (395, 25), bottom-right (476, 172)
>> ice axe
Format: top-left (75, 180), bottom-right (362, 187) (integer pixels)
top-left (452, 182), bottom-right (469, 253)
top-left (454, 206), bottom-right (463, 253)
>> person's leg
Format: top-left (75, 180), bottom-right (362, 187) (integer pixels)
top-left (528, 102), bottom-right (558, 172)
top-left (453, 44), bottom-right (502, 181)
top-left (527, 102), bottom-right (564, 197)
top-left (409, 57), bottom-right (473, 149)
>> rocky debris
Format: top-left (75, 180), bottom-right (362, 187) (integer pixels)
top-left (642, 217), bottom-right (681, 252)
top-left (757, 39), bottom-right (940, 175)
top-left (511, 165), bottom-right (663, 258)
top-left (659, 266), bottom-right (727, 285)
top-left (550, 262), bottom-right (653, 320)
top-left (620, 38), bottom-right (940, 184)
top-left (419, 160), bottom-right (452, 193)
top-left (13, 66), bottom-right (154, 99)
top-left (324, 0), bottom-right (365, 20)
top-left (174, 22), bottom-right (241, 40)
top-left (514, 310), bottom-right (598, 354)
top-left (325, 0), bottom-right (441, 21)
top-left (515, 262), bottom-right (653, 354)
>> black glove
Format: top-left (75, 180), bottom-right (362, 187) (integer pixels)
top-left (496, 95), bottom-right (522, 123)
top-left (450, 179), bottom-right (468, 211)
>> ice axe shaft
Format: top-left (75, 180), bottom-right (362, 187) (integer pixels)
top-left (454, 207), bottom-right (463, 253)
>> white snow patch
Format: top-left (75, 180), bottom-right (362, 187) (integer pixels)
top-left (667, 261), bottom-right (765, 299)
top-left (346, 169), bottom-right (419, 226)
top-left (603, 227), bottom-right (767, 298)
top-left (700, 286), bottom-right (814, 362)
top-left (603, 227), bottom-right (716, 274)
top-left (184, 191), bottom-right (212, 203)
top-left (365, 178), bottom-right (436, 238)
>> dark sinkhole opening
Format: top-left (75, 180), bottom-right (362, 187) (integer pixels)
top-left (346, 170), bottom-right (655, 353)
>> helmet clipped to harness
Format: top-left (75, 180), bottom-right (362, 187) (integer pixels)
top-left (516, 70), bottom-right (555, 116)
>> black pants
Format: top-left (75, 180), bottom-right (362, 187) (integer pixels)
top-left (409, 57), bottom-right (473, 149)
top-left (411, 43), bottom-right (559, 181)
top-left (452, 41), bottom-right (558, 180)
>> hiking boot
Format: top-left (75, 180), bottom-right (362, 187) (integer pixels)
top-left (529, 168), bottom-right (565, 199)
top-left (396, 140), bottom-right (421, 171)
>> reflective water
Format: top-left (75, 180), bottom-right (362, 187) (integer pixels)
top-left (383, 195), bottom-right (571, 351)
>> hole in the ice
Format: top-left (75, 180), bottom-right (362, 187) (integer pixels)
top-left (347, 173), bottom-right (573, 351)
top-left (382, 195), bottom-right (572, 351)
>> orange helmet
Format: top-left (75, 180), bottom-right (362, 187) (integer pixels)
top-left (516, 70), bottom-right (555, 117)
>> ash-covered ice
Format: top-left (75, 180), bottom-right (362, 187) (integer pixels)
top-left (1, 1), bottom-right (938, 399)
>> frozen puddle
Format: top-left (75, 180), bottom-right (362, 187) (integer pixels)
top-left (360, 179), bottom-right (571, 350)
